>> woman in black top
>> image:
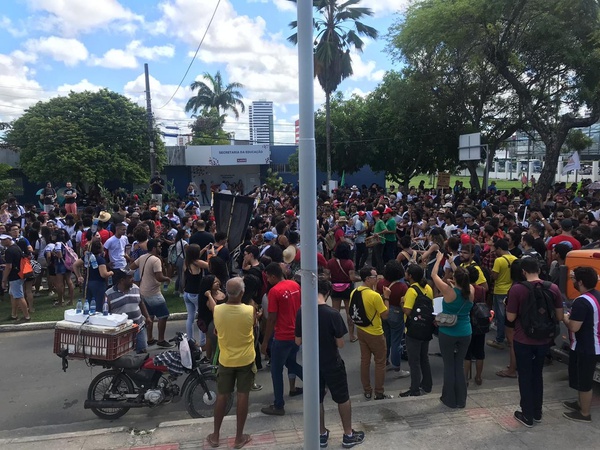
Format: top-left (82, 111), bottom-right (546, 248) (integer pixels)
top-left (182, 244), bottom-right (208, 343)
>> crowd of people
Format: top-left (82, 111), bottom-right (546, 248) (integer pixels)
top-left (2, 175), bottom-right (600, 446)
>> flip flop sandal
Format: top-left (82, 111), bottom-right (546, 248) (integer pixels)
top-left (350, 337), bottom-right (358, 343)
top-left (234, 434), bottom-right (252, 449)
top-left (206, 433), bottom-right (219, 448)
top-left (496, 370), bottom-right (517, 378)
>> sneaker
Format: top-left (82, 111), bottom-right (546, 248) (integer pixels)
top-left (399, 390), bottom-right (421, 397)
top-left (156, 340), bottom-right (174, 348)
top-left (320, 429), bottom-right (330, 448)
top-left (513, 410), bottom-right (533, 428)
top-left (374, 393), bottom-right (392, 400)
top-left (562, 400), bottom-right (581, 412)
top-left (486, 340), bottom-right (505, 350)
top-left (563, 410), bottom-right (591, 423)
top-left (534, 414), bottom-right (542, 423)
top-left (342, 430), bottom-right (365, 448)
top-left (251, 383), bottom-right (263, 391)
top-left (261, 404), bottom-right (285, 416)
top-left (396, 369), bottom-right (410, 378)
top-left (199, 356), bottom-right (211, 364)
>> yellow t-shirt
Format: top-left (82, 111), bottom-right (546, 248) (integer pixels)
top-left (213, 303), bottom-right (256, 367)
top-left (351, 286), bottom-right (387, 336)
top-left (403, 282), bottom-right (434, 321)
top-left (460, 262), bottom-right (487, 286)
top-left (492, 254), bottom-right (518, 295)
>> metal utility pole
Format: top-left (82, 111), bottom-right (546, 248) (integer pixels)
top-left (144, 63), bottom-right (157, 175)
top-left (297, 1), bottom-right (319, 448)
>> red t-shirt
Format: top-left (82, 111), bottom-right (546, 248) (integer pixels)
top-left (268, 279), bottom-right (301, 341)
top-left (327, 257), bottom-right (354, 283)
top-left (546, 234), bottom-right (581, 251)
top-left (376, 279), bottom-right (408, 307)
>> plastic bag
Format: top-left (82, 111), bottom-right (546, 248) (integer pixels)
top-left (179, 337), bottom-right (192, 369)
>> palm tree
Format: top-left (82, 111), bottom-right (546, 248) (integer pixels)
top-left (289, 0), bottom-right (378, 185)
top-left (185, 71), bottom-right (245, 119)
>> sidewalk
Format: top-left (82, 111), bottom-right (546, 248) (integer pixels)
top-left (2, 380), bottom-right (599, 449)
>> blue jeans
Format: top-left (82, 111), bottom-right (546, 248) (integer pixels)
top-left (174, 257), bottom-right (185, 293)
top-left (270, 339), bottom-right (303, 409)
top-left (85, 279), bottom-right (107, 305)
top-left (514, 341), bottom-right (548, 421)
top-left (135, 326), bottom-right (148, 353)
top-left (382, 316), bottom-right (405, 368)
top-left (183, 292), bottom-right (199, 342)
top-left (492, 294), bottom-right (507, 343)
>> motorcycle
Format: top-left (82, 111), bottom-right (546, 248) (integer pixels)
top-left (59, 332), bottom-right (233, 420)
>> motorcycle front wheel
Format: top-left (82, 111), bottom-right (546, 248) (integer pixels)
top-left (87, 370), bottom-right (135, 420)
top-left (185, 373), bottom-right (232, 418)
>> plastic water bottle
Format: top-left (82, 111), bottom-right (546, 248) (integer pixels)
top-left (76, 299), bottom-right (83, 314)
top-left (90, 254), bottom-right (98, 269)
top-left (90, 297), bottom-right (96, 315)
top-left (91, 218), bottom-right (99, 234)
top-left (102, 298), bottom-right (109, 316)
top-left (83, 299), bottom-right (90, 315)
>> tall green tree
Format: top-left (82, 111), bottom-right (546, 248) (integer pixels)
top-left (189, 109), bottom-right (231, 145)
top-left (288, 0), bottom-right (378, 186)
top-left (393, 0), bottom-right (600, 198)
top-left (6, 89), bottom-right (165, 185)
top-left (185, 71), bottom-right (245, 119)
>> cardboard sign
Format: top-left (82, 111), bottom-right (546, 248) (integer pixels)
top-left (437, 172), bottom-right (451, 188)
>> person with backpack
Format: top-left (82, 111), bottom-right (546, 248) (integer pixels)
top-left (350, 266), bottom-right (391, 400)
top-left (399, 264), bottom-right (434, 397)
top-left (432, 252), bottom-right (473, 409)
top-left (1, 234), bottom-right (30, 322)
top-left (464, 265), bottom-right (491, 386)
top-left (506, 257), bottom-right (563, 427)
top-left (561, 266), bottom-right (600, 423)
top-left (487, 239), bottom-right (517, 350)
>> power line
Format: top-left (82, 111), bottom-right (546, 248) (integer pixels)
top-left (157, 0), bottom-right (222, 110)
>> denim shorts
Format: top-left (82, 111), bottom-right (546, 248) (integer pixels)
top-left (9, 279), bottom-right (25, 298)
top-left (143, 293), bottom-right (170, 319)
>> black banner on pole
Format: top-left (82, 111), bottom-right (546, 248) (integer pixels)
top-left (213, 193), bottom-right (255, 251)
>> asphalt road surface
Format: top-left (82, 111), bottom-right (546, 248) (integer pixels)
top-left (0, 319), bottom-right (570, 440)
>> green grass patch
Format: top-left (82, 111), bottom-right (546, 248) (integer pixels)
top-left (387, 175), bottom-right (522, 191)
top-left (0, 284), bottom-right (187, 324)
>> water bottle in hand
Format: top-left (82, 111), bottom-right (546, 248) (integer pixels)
top-left (90, 297), bottom-right (96, 315)
top-left (83, 299), bottom-right (90, 315)
top-left (76, 299), bottom-right (83, 314)
top-left (90, 254), bottom-right (98, 269)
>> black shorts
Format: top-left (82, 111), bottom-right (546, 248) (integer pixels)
top-left (319, 359), bottom-right (350, 404)
top-left (465, 333), bottom-right (485, 360)
top-left (568, 350), bottom-right (599, 392)
top-left (330, 285), bottom-right (353, 301)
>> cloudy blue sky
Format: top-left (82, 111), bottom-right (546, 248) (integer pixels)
top-left (0, 0), bottom-right (410, 144)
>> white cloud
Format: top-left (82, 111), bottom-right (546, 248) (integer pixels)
top-left (91, 41), bottom-right (175, 69)
top-left (0, 16), bottom-right (27, 37)
top-left (359, 0), bottom-right (412, 16)
top-left (57, 79), bottom-right (103, 94)
top-left (0, 53), bottom-right (48, 122)
top-left (24, 36), bottom-right (88, 66)
top-left (272, 0), bottom-right (296, 13)
top-left (26, 0), bottom-right (143, 36)
top-left (349, 51), bottom-right (385, 82)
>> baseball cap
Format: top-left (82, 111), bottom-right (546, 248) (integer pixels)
top-left (112, 268), bottom-right (134, 284)
top-left (264, 231), bottom-right (277, 241)
top-left (285, 209), bottom-right (296, 217)
top-left (443, 202), bottom-right (453, 208)
top-left (0, 234), bottom-right (12, 240)
top-left (358, 211), bottom-right (366, 217)
top-left (383, 207), bottom-right (393, 214)
top-left (372, 210), bottom-right (380, 216)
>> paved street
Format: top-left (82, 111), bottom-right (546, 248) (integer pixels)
top-left (0, 317), bottom-right (577, 441)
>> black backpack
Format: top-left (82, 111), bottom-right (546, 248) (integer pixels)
top-left (470, 302), bottom-right (492, 335)
top-left (349, 288), bottom-right (376, 327)
top-left (405, 285), bottom-right (434, 341)
top-left (519, 281), bottom-right (560, 340)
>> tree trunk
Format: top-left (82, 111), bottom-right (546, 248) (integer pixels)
top-left (466, 161), bottom-right (481, 192)
top-left (325, 91), bottom-right (332, 188)
top-left (533, 138), bottom-right (562, 202)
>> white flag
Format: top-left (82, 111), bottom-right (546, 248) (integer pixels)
top-left (562, 151), bottom-right (581, 174)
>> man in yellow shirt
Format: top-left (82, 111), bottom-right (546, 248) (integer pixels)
top-left (206, 277), bottom-right (255, 449)
top-left (351, 266), bottom-right (390, 400)
top-left (488, 239), bottom-right (517, 350)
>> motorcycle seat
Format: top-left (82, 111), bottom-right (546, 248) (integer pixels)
top-left (112, 353), bottom-right (149, 370)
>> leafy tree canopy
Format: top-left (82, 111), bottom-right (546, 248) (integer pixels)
top-left (6, 89), bottom-right (165, 185)
top-left (189, 109), bottom-right (231, 145)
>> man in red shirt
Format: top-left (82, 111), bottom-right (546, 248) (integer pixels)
top-left (546, 219), bottom-right (582, 254)
top-left (260, 262), bottom-right (303, 416)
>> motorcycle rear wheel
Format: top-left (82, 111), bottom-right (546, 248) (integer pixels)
top-left (87, 370), bottom-right (135, 420)
top-left (185, 373), bottom-right (232, 418)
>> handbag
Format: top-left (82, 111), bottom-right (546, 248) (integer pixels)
top-left (332, 258), bottom-right (352, 293)
top-left (365, 235), bottom-right (380, 248)
top-left (434, 297), bottom-right (469, 327)
top-left (384, 281), bottom-right (403, 323)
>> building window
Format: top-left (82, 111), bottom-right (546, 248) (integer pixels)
top-left (271, 163), bottom-right (289, 173)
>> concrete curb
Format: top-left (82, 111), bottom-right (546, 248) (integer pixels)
top-left (0, 312), bottom-right (188, 333)
top-left (0, 426), bottom-right (129, 445)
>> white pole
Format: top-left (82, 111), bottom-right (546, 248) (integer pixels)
top-left (297, 1), bottom-right (319, 448)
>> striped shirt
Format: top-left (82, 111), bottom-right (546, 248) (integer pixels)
top-left (569, 290), bottom-right (600, 355)
top-left (106, 285), bottom-right (145, 326)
